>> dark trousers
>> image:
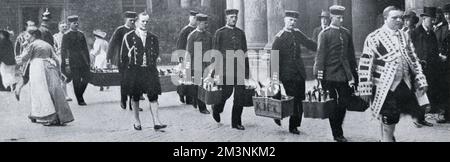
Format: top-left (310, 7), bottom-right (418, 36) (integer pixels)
top-left (281, 80), bottom-right (306, 129)
top-left (120, 71), bottom-right (128, 106)
top-left (72, 68), bottom-right (89, 103)
top-left (196, 98), bottom-right (207, 112)
top-left (212, 85), bottom-right (245, 127)
top-left (322, 81), bottom-right (351, 138)
top-left (380, 82), bottom-right (419, 124)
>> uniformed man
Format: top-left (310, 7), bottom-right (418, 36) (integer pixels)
top-left (120, 12), bottom-right (166, 131)
top-left (176, 10), bottom-right (199, 106)
top-left (39, 8), bottom-right (54, 46)
top-left (272, 10), bottom-right (317, 135)
top-left (61, 15), bottom-right (91, 106)
top-left (106, 11), bottom-right (143, 111)
top-left (410, 7), bottom-right (438, 127)
top-left (314, 5), bottom-right (357, 142)
top-left (435, 4), bottom-right (450, 124)
top-left (185, 13), bottom-right (212, 115)
top-left (312, 10), bottom-right (331, 42)
top-left (53, 21), bottom-right (72, 102)
top-left (212, 9), bottom-right (254, 130)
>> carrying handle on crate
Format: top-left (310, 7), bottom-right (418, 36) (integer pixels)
top-left (280, 83), bottom-right (288, 98)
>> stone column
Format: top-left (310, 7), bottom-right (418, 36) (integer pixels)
top-left (352, 0), bottom-right (377, 55)
top-left (226, 0), bottom-right (245, 29)
top-left (180, 0), bottom-right (191, 8)
top-left (201, 0), bottom-right (211, 7)
top-left (244, 0), bottom-right (268, 50)
top-left (168, 0), bottom-right (181, 9)
top-left (265, 0), bottom-right (284, 49)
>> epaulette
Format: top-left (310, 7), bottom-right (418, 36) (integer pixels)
top-left (340, 26), bottom-right (351, 34)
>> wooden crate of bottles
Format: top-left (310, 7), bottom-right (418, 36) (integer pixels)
top-left (253, 96), bottom-right (295, 120)
top-left (302, 85), bottom-right (335, 119)
top-left (89, 69), bottom-right (121, 86)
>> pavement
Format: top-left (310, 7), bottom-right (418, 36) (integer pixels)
top-left (1, 81), bottom-right (450, 142)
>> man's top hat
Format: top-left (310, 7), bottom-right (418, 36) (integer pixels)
top-left (420, 7), bottom-right (437, 18)
top-left (442, 4), bottom-right (450, 13)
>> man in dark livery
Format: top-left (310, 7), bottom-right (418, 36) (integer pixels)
top-left (185, 14), bottom-right (212, 115)
top-left (61, 15), bottom-right (90, 106)
top-left (39, 8), bottom-right (54, 46)
top-left (410, 7), bottom-right (439, 127)
top-left (272, 11), bottom-right (317, 135)
top-left (312, 10), bottom-right (331, 42)
top-left (435, 4), bottom-right (450, 124)
top-left (315, 5), bottom-right (357, 142)
top-left (107, 11), bottom-right (143, 111)
top-left (212, 9), bottom-right (253, 130)
top-left (176, 10), bottom-right (198, 105)
top-left (120, 12), bottom-right (166, 131)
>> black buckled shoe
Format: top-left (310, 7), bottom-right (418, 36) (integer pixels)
top-left (232, 125), bottom-right (245, 130)
top-left (334, 136), bottom-right (348, 142)
top-left (154, 125), bottom-right (167, 130)
top-left (212, 113), bottom-right (221, 123)
top-left (200, 109), bottom-right (211, 114)
top-left (289, 128), bottom-right (300, 135)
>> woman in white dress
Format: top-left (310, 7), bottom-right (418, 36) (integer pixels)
top-left (91, 30), bottom-right (109, 91)
top-left (16, 27), bottom-right (74, 126)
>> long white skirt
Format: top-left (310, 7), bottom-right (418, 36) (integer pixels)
top-left (94, 51), bottom-right (107, 69)
top-left (29, 58), bottom-right (74, 124)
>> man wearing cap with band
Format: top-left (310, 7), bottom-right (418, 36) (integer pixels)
top-left (39, 8), bottom-right (54, 46)
top-left (61, 15), bottom-right (91, 106)
top-left (107, 11), bottom-right (143, 111)
top-left (211, 9), bottom-right (252, 130)
top-left (177, 10), bottom-right (199, 106)
top-left (435, 3), bottom-right (450, 124)
top-left (272, 10), bottom-right (317, 135)
top-left (315, 5), bottom-right (357, 142)
top-left (312, 10), bottom-right (331, 42)
top-left (411, 7), bottom-right (439, 127)
top-left (185, 13), bottom-right (212, 115)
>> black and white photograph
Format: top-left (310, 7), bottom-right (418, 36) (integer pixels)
top-left (1, 0), bottom-right (450, 145)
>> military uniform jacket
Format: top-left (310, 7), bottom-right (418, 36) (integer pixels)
top-left (358, 25), bottom-right (428, 117)
top-left (107, 25), bottom-right (133, 68)
top-left (186, 29), bottom-right (213, 83)
top-left (39, 26), bottom-right (54, 46)
top-left (272, 28), bottom-right (317, 81)
top-left (411, 25), bottom-right (440, 73)
top-left (120, 30), bottom-right (161, 96)
top-left (315, 26), bottom-right (357, 82)
top-left (213, 26), bottom-right (249, 84)
top-left (61, 30), bottom-right (90, 74)
top-left (177, 25), bottom-right (196, 50)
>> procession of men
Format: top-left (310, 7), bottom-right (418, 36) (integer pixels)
top-left (2, 2), bottom-right (450, 142)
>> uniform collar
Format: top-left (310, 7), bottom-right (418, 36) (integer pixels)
top-left (225, 25), bottom-right (235, 29)
top-left (135, 28), bottom-right (147, 38)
